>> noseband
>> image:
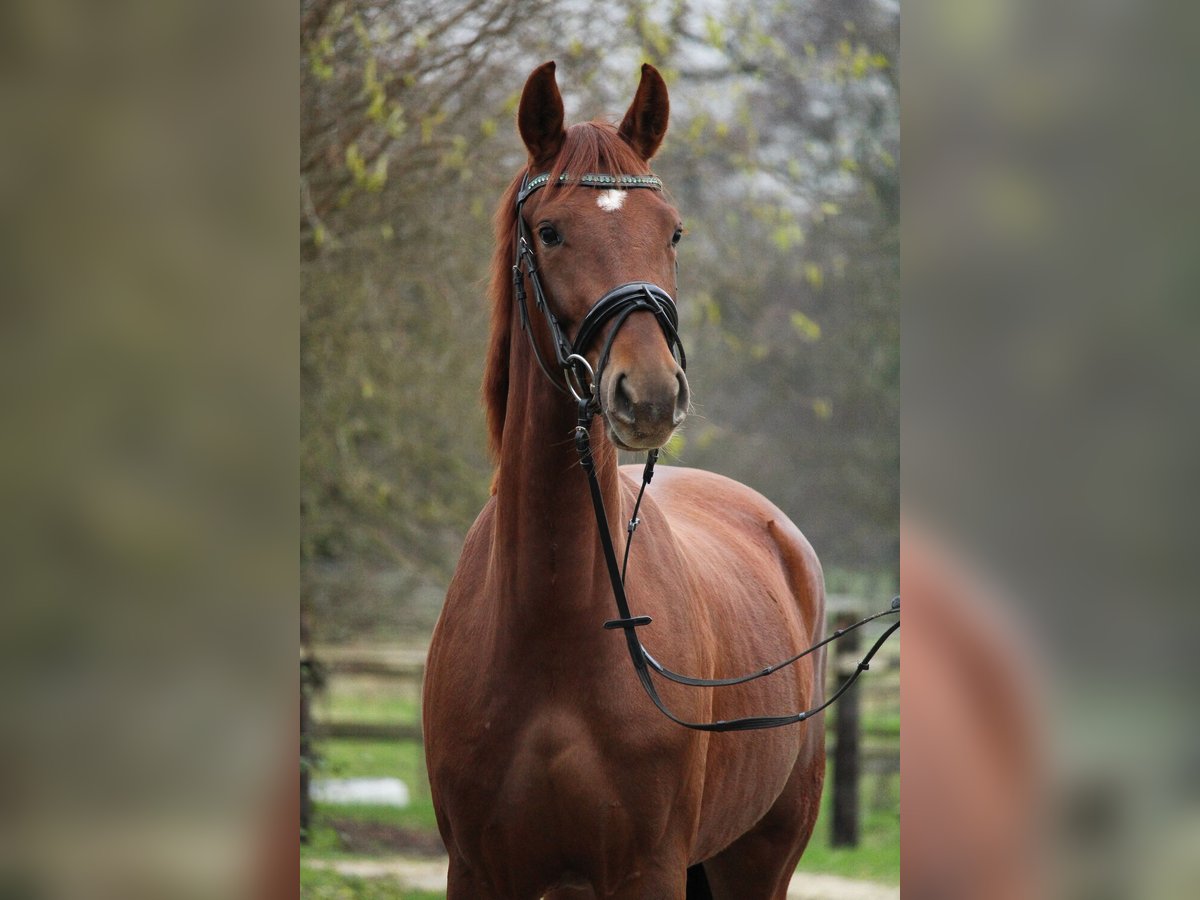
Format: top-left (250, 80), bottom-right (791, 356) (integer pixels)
top-left (511, 171), bottom-right (686, 410)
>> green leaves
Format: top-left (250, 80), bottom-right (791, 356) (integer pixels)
top-left (790, 311), bottom-right (822, 342)
top-left (344, 143), bottom-right (387, 193)
top-left (307, 35), bottom-right (335, 82)
top-left (704, 14), bottom-right (726, 49)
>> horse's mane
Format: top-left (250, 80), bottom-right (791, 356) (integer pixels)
top-left (483, 121), bottom-right (653, 464)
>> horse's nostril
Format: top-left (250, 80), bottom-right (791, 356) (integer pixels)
top-left (673, 372), bottom-right (690, 425)
top-left (612, 374), bottom-right (636, 424)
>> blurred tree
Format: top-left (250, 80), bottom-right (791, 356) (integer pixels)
top-left (301, 0), bottom-right (556, 633)
top-left (650, 0), bottom-right (899, 573)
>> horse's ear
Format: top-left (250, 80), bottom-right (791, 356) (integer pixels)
top-left (518, 61), bottom-right (566, 167)
top-left (618, 63), bottom-right (670, 161)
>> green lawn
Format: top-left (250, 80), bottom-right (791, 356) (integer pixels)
top-left (803, 774), bottom-right (900, 884)
top-left (301, 867), bottom-right (443, 900)
top-left (313, 676), bottom-right (422, 725)
top-left (319, 738), bottom-right (429, 793)
top-left (304, 738), bottom-right (439, 850)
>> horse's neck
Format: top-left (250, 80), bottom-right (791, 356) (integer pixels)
top-left (491, 346), bottom-right (626, 628)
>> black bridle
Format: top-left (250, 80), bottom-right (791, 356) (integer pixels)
top-left (512, 171), bottom-right (685, 410)
top-left (512, 168), bottom-right (899, 732)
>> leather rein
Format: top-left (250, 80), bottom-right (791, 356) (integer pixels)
top-left (512, 168), bottom-right (900, 732)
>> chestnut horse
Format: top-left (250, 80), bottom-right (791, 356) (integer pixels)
top-left (424, 62), bottom-right (826, 899)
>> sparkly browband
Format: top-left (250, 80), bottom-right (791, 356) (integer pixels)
top-left (517, 172), bottom-right (663, 204)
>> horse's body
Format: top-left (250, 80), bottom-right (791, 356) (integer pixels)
top-left (424, 62), bottom-right (826, 900)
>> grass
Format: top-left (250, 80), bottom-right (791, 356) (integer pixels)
top-left (304, 738), bottom-right (439, 851)
top-left (313, 674), bottom-right (422, 724)
top-left (304, 681), bottom-right (438, 855)
top-left (320, 738), bottom-right (426, 785)
top-left (308, 678), bottom-right (438, 837)
top-left (802, 773), bottom-right (900, 884)
top-left (301, 867), bottom-right (443, 900)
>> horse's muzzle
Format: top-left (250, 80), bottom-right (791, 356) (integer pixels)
top-left (603, 365), bottom-right (689, 450)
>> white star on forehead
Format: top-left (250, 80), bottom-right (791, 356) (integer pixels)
top-left (596, 190), bottom-right (625, 212)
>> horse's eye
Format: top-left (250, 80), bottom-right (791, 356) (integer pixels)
top-left (671, 226), bottom-right (684, 246)
top-left (538, 224), bottom-right (562, 246)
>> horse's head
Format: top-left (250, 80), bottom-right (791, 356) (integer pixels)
top-left (514, 62), bottom-right (689, 451)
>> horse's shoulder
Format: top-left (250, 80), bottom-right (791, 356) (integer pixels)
top-left (619, 463), bottom-right (749, 503)
top-left (622, 463), bottom-right (822, 589)
top-left (625, 464), bottom-right (799, 528)
top-left (466, 494), bottom-right (498, 539)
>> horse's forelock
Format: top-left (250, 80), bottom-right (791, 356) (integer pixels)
top-left (547, 121), bottom-right (653, 196)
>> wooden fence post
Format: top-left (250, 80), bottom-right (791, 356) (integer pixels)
top-left (831, 611), bottom-right (861, 847)
top-left (300, 650), bottom-right (324, 842)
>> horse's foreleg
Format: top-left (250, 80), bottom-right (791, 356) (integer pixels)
top-left (598, 859), bottom-right (690, 900)
top-left (700, 733), bottom-right (825, 900)
top-left (445, 854), bottom-right (503, 900)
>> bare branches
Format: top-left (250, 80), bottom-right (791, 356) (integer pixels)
top-left (301, 0), bottom-right (339, 45)
top-left (300, 0), bottom-right (548, 241)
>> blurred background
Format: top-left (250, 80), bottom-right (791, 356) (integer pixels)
top-left (300, 1), bottom-right (900, 895)
top-left (5, 0), bottom-right (1197, 897)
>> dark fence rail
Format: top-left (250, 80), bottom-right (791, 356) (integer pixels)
top-left (312, 722), bottom-right (424, 741)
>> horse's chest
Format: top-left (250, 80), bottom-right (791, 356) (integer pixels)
top-left (438, 703), bottom-right (680, 865)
